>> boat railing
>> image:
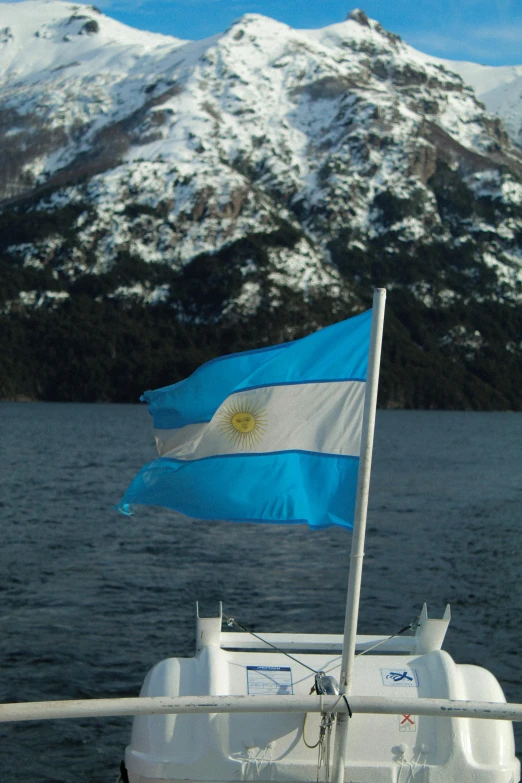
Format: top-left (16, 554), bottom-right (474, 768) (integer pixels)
top-left (0, 694), bottom-right (520, 723)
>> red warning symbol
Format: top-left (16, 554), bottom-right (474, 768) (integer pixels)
top-left (399, 714), bottom-right (416, 732)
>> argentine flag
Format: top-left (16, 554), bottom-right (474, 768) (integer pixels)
top-left (119, 309), bottom-right (372, 529)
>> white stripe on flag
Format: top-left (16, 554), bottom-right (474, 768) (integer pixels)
top-left (154, 381), bottom-right (365, 461)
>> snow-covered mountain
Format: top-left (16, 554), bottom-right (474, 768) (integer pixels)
top-left (440, 60), bottom-right (522, 149)
top-left (1, 2), bottom-right (522, 408)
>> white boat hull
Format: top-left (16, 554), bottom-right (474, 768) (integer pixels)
top-left (125, 609), bottom-right (520, 783)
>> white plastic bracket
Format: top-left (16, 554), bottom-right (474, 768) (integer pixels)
top-left (413, 603), bottom-right (451, 654)
top-left (196, 601), bottom-right (223, 651)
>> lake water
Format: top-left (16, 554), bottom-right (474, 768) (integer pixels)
top-left (1, 403), bottom-right (521, 782)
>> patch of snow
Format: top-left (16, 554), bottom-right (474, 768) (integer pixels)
top-left (108, 282), bottom-right (170, 304)
top-left (506, 340), bottom-right (522, 354)
top-left (223, 280), bottom-right (261, 316)
top-left (439, 288), bottom-right (458, 307)
top-left (392, 216), bottom-right (426, 241)
top-left (409, 283), bottom-right (457, 308)
top-left (3, 288), bottom-right (69, 312)
top-left (439, 324), bottom-right (484, 359)
top-left (501, 180), bottom-right (522, 205)
top-left (482, 250), bottom-right (522, 299)
top-left (267, 239), bottom-right (341, 296)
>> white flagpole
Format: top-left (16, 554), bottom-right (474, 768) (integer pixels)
top-left (331, 288), bottom-right (386, 783)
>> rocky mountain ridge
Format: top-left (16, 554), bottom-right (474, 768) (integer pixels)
top-left (439, 59), bottom-right (522, 149)
top-left (1, 1), bottom-right (522, 408)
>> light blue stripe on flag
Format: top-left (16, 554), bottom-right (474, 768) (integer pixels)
top-left (144, 309), bottom-right (372, 429)
top-left (119, 309), bottom-right (372, 529)
top-left (120, 452), bottom-right (360, 530)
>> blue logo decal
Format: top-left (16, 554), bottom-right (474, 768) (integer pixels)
top-left (386, 671), bottom-right (413, 682)
top-left (380, 667), bottom-right (419, 687)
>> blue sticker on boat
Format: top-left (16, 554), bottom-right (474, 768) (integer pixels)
top-left (246, 666), bottom-right (293, 695)
top-left (380, 668), bottom-right (419, 687)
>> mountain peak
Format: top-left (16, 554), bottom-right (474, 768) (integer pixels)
top-left (347, 8), bottom-right (371, 26)
top-left (341, 7), bottom-right (403, 48)
top-left (224, 13), bottom-right (291, 39)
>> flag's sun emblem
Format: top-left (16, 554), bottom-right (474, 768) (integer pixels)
top-left (217, 397), bottom-right (268, 449)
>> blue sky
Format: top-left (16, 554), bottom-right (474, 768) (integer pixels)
top-left (5, 0), bottom-right (522, 65)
